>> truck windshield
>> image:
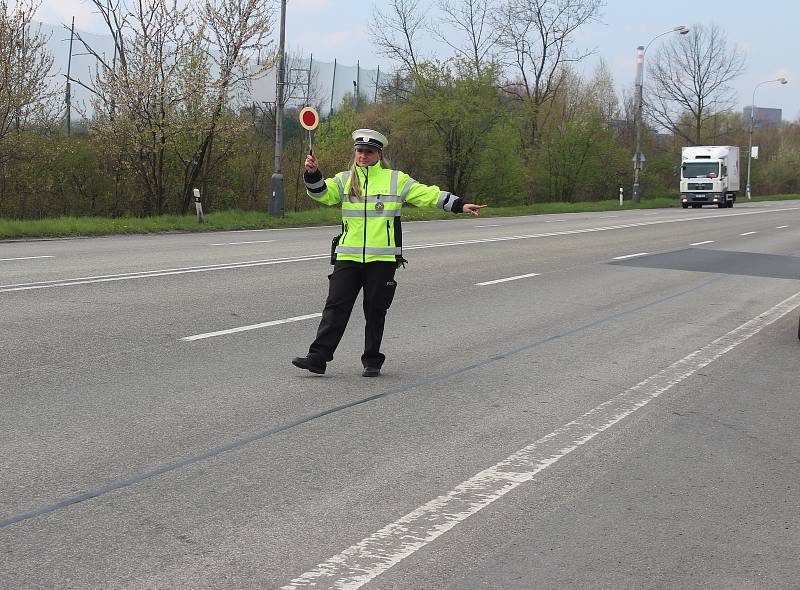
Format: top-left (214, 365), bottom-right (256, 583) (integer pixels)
top-left (682, 162), bottom-right (720, 178)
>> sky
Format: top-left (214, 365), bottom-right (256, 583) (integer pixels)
top-left (29, 0), bottom-right (800, 120)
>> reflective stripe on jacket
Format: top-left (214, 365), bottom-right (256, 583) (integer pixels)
top-left (305, 160), bottom-right (462, 263)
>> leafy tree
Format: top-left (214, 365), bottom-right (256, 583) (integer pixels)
top-left (73, 0), bottom-right (275, 216)
top-left (395, 59), bottom-right (504, 197)
top-left (534, 67), bottom-right (625, 202)
top-left (0, 0), bottom-right (55, 165)
top-left (493, 0), bottom-right (604, 201)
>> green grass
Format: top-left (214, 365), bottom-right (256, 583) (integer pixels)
top-left (2, 194), bottom-right (797, 240)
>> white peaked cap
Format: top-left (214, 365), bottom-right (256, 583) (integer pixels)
top-left (352, 129), bottom-right (388, 150)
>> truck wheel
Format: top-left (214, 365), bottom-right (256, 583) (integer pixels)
top-left (728, 200), bottom-right (734, 208)
top-left (682, 203), bottom-right (689, 209)
top-left (718, 203), bottom-right (725, 208)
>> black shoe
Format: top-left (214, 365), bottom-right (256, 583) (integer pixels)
top-left (292, 356), bottom-right (326, 374)
top-left (361, 366), bottom-right (381, 377)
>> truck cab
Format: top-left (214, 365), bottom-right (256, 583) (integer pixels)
top-left (680, 146), bottom-right (740, 209)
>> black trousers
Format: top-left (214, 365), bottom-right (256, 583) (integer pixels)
top-left (308, 261), bottom-right (398, 367)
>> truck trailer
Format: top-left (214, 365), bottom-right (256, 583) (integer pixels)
top-left (680, 146), bottom-right (740, 208)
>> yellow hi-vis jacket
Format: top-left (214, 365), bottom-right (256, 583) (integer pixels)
top-left (304, 160), bottom-right (464, 263)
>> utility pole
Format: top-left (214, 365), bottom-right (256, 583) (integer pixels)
top-left (329, 58), bottom-right (337, 115)
top-left (65, 17), bottom-right (75, 136)
top-left (270, 0), bottom-right (287, 217)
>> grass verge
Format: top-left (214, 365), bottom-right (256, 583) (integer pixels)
top-left (1, 194), bottom-right (798, 240)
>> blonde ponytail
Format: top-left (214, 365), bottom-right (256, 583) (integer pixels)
top-left (348, 159), bottom-right (362, 200)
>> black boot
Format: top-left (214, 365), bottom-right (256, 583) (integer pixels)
top-left (361, 366), bottom-right (381, 377)
top-left (292, 356), bottom-right (326, 374)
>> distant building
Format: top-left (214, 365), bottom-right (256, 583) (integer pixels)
top-left (611, 119), bottom-right (631, 133)
top-left (743, 106), bottom-right (783, 129)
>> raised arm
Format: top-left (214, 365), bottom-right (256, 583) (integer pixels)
top-left (303, 153), bottom-right (344, 206)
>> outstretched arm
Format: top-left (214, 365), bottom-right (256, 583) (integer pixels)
top-left (397, 171), bottom-right (487, 215)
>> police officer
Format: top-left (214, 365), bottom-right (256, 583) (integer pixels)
top-left (292, 129), bottom-right (486, 377)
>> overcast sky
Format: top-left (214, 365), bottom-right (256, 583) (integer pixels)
top-left (31, 0), bottom-right (800, 120)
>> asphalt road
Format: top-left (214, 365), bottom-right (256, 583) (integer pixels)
top-left (2, 201), bottom-right (799, 589)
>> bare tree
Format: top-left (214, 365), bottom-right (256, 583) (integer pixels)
top-left (371, 0), bottom-right (428, 77)
top-left (646, 23), bottom-right (746, 146)
top-left (431, 0), bottom-right (496, 77)
top-left (493, 0), bottom-right (603, 200)
top-left (0, 0), bottom-right (54, 164)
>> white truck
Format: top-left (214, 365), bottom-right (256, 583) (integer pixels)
top-left (680, 146), bottom-right (740, 208)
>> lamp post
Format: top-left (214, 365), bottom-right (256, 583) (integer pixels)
top-left (270, 0), bottom-right (287, 216)
top-left (746, 77), bottom-right (788, 199)
top-left (632, 25), bottom-right (689, 203)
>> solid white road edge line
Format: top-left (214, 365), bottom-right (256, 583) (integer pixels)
top-left (0, 254), bottom-right (328, 293)
top-left (281, 289), bottom-right (800, 590)
top-left (181, 313), bottom-right (321, 341)
top-left (0, 256), bottom-right (54, 262)
top-left (690, 240), bottom-right (715, 246)
top-left (3, 206), bottom-right (798, 293)
top-left (612, 252), bottom-right (649, 260)
top-left (208, 240), bottom-right (277, 246)
top-left (740, 232), bottom-right (757, 236)
top-left (476, 272), bottom-right (541, 286)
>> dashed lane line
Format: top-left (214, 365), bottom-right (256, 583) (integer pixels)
top-left (612, 252), bottom-right (649, 260)
top-left (476, 272), bottom-right (540, 286)
top-left (181, 313), bottom-right (321, 341)
top-left (0, 255), bottom-right (54, 262)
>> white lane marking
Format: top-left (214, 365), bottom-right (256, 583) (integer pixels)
top-left (0, 254), bottom-right (328, 293)
top-left (474, 224), bottom-right (501, 228)
top-left (776, 225), bottom-right (789, 229)
top-left (402, 207), bottom-right (800, 252)
top-left (476, 272), bottom-right (540, 286)
top-left (3, 206), bottom-right (799, 293)
top-left (543, 219), bottom-right (567, 223)
top-left (740, 231), bottom-right (757, 236)
top-left (182, 313), bottom-right (321, 341)
top-left (209, 240), bottom-right (276, 246)
top-left (0, 255), bottom-right (54, 262)
top-left (612, 252), bottom-right (649, 260)
top-left (281, 290), bottom-right (800, 590)
top-left (690, 240), bottom-right (715, 246)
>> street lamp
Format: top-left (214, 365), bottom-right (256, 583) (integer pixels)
top-left (270, 0), bottom-right (287, 217)
top-left (632, 25), bottom-right (689, 204)
top-left (745, 77), bottom-right (788, 199)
